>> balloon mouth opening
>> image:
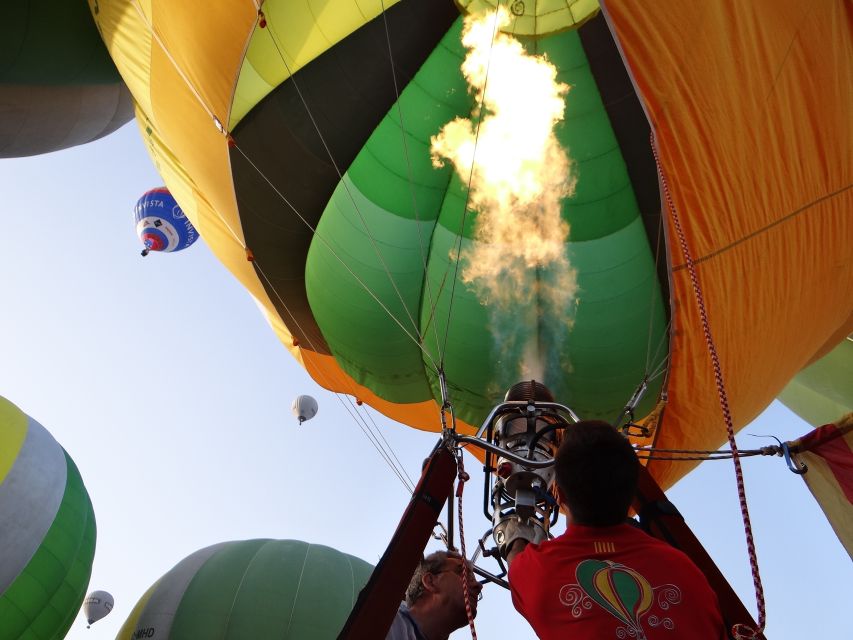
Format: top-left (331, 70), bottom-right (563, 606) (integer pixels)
top-left (142, 234), bottom-right (164, 251)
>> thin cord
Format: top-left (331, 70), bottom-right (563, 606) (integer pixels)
top-left (240, 151), bottom-right (440, 373)
top-left (377, 0), bottom-right (446, 364)
top-left (253, 261), bottom-right (417, 494)
top-left (124, 2), bottom-right (433, 497)
top-left (127, 0), bottom-right (245, 248)
top-left (439, 3), bottom-right (505, 367)
top-left (259, 19), bottom-right (425, 346)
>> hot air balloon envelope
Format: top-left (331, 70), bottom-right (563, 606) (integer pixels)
top-left (0, 395), bottom-right (96, 640)
top-left (117, 539), bottom-right (372, 639)
top-left (0, 0), bottom-right (133, 158)
top-left (95, 0), bottom-right (853, 492)
top-left (292, 395), bottom-right (319, 424)
top-left (83, 590), bottom-right (114, 626)
top-left (134, 188), bottom-right (198, 254)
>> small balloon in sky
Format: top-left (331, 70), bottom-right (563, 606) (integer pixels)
top-left (292, 395), bottom-right (318, 424)
top-left (134, 188), bottom-right (198, 257)
top-left (83, 590), bottom-right (114, 628)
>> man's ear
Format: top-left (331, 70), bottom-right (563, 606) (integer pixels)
top-left (422, 572), bottom-right (440, 595)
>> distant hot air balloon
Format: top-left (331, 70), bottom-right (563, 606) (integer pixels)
top-left (0, 395), bottom-right (96, 640)
top-left (116, 539), bottom-right (373, 640)
top-left (134, 188), bottom-right (198, 257)
top-left (0, 0), bottom-right (133, 158)
top-left (83, 590), bottom-right (114, 628)
top-left (292, 395), bottom-right (318, 425)
top-left (94, 0), bottom-right (852, 493)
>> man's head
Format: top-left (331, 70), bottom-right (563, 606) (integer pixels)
top-left (554, 420), bottom-right (639, 526)
top-left (405, 550), bottom-right (482, 628)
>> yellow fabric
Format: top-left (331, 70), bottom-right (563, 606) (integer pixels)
top-left (605, 0), bottom-right (853, 488)
top-left (229, 0), bottom-right (402, 128)
top-left (798, 426), bottom-right (853, 560)
top-left (115, 580), bottom-right (159, 640)
top-left (94, 0), bottom-right (852, 474)
top-left (456, 0), bottom-right (600, 36)
top-left (96, 0), bottom-right (303, 367)
top-left (0, 396), bottom-right (28, 484)
top-left (95, 0), bottom-right (475, 433)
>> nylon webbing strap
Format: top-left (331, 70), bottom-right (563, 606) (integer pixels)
top-left (338, 443), bottom-right (457, 639)
top-left (633, 466), bottom-right (765, 640)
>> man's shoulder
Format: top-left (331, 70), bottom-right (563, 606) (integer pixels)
top-left (385, 604), bottom-right (420, 640)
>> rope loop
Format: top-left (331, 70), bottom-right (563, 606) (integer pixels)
top-left (733, 623), bottom-right (762, 640)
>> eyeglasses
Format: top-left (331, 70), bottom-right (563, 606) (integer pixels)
top-left (432, 565), bottom-right (484, 600)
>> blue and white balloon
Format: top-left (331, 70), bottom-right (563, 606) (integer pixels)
top-left (134, 188), bottom-right (198, 256)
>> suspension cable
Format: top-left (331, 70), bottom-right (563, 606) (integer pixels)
top-left (258, 19), bottom-right (426, 347)
top-left (438, 4), bottom-right (504, 368)
top-left (377, 0), bottom-right (446, 364)
top-left (239, 150), bottom-right (441, 373)
top-left (253, 261), bottom-right (415, 494)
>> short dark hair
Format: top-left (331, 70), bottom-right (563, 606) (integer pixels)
top-left (405, 550), bottom-right (461, 606)
top-left (554, 420), bottom-right (639, 526)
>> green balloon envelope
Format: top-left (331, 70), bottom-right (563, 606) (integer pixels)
top-left (117, 540), bottom-right (374, 640)
top-left (0, 0), bottom-right (133, 158)
top-left (0, 396), bottom-right (97, 640)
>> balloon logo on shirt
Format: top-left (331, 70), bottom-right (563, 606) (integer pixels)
top-left (575, 560), bottom-right (655, 633)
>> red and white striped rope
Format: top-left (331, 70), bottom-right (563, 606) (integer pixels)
top-left (455, 453), bottom-right (479, 640)
top-left (650, 132), bottom-right (766, 639)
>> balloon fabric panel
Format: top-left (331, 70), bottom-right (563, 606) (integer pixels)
top-left (229, 0), bottom-right (460, 354)
top-left (305, 14), bottom-right (667, 427)
top-left (0, 453), bottom-right (96, 640)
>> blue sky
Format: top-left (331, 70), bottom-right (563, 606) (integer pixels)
top-left (0, 124), bottom-right (849, 639)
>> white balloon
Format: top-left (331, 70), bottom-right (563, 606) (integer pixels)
top-left (83, 590), bottom-right (114, 627)
top-left (291, 395), bottom-right (318, 424)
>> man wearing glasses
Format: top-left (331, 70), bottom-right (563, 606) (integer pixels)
top-left (386, 550), bottom-right (483, 640)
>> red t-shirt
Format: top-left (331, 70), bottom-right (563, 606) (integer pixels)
top-left (509, 523), bottom-right (725, 640)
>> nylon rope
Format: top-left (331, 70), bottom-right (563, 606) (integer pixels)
top-left (258, 19), bottom-right (426, 349)
top-left (127, 1), bottom-right (438, 375)
top-left (236, 145), bottom-right (440, 373)
top-left (650, 132), bottom-right (765, 639)
top-left (377, 0), bottom-right (446, 365)
top-left (455, 452), bottom-right (478, 640)
top-left (362, 401), bottom-right (417, 491)
top-left (128, 0), bottom-right (421, 498)
top-left (127, 0), bottom-right (245, 248)
top-left (252, 260), bottom-right (416, 495)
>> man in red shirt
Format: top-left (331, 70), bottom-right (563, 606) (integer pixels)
top-left (504, 420), bottom-right (726, 639)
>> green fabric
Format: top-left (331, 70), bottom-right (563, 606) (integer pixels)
top-left (0, 0), bottom-right (122, 84)
top-left (778, 338), bottom-right (853, 427)
top-left (167, 540), bottom-right (373, 639)
top-left (0, 452), bottom-right (96, 640)
top-left (306, 19), bottom-right (666, 424)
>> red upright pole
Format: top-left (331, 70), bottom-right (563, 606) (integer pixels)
top-left (338, 443), bottom-right (457, 640)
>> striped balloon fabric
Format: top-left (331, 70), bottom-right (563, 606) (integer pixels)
top-left (789, 414), bottom-right (853, 561)
top-left (117, 539), bottom-right (374, 639)
top-left (0, 396), bottom-right (96, 640)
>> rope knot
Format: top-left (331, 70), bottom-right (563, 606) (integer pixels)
top-left (732, 623), bottom-right (763, 640)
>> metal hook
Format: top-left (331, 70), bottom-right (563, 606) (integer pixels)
top-left (749, 434), bottom-right (807, 474)
top-left (781, 441), bottom-right (808, 475)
